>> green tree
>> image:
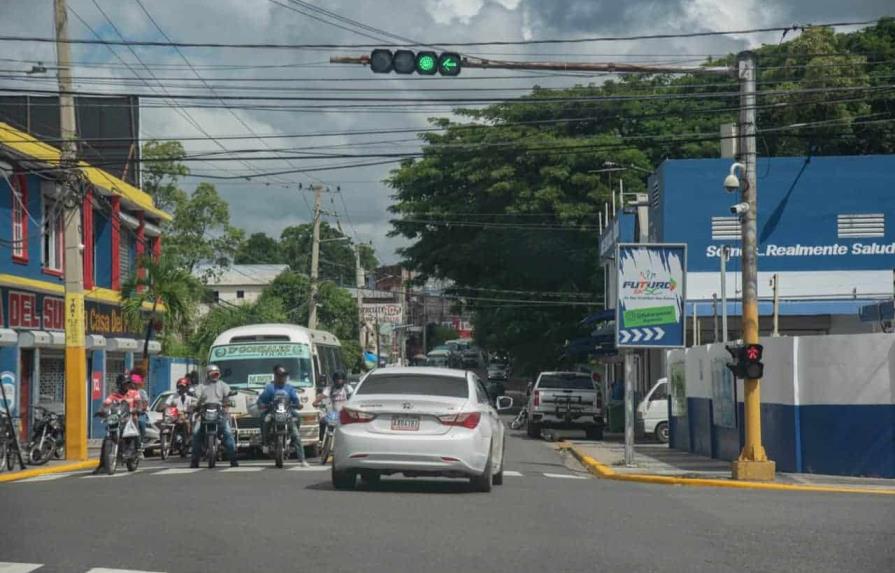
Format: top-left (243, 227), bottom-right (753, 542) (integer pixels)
top-left (141, 140), bottom-right (189, 212)
top-left (164, 182), bottom-right (244, 280)
top-left (279, 222), bottom-right (378, 284)
top-left (120, 253), bottom-right (201, 366)
top-left (235, 232), bottom-right (283, 264)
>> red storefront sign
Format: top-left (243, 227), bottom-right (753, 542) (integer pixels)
top-left (42, 297), bottom-right (64, 331)
top-left (91, 372), bottom-right (104, 400)
top-left (8, 291), bottom-right (40, 329)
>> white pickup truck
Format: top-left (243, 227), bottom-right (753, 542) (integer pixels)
top-left (526, 371), bottom-right (604, 440)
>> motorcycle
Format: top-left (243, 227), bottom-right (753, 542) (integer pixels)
top-left (266, 392), bottom-right (292, 469)
top-left (98, 401), bottom-right (141, 475)
top-left (27, 405), bottom-right (64, 465)
top-left (159, 406), bottom-right (190, 460)
top-left (198, 403), bottom-right (223, 469)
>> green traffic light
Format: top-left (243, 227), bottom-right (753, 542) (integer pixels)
top-left (438, 52), bottom-right (461, 76)
top-left (416, 51), bottom-right (438, 75)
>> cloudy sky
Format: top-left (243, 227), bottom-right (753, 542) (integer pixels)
top-left (1, 0), bottom-right (891, 262)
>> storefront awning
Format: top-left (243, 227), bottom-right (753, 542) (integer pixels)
top-left (147, 340), bottom-right (162, 355)
top-left (18, 330), bottom-right (65, 348)
top-left (0, 329), bottom-right (17, 347)
top-left (107, 338), bottom-right (140, 352)
top-left (86, 335), bottom-right (106, 349)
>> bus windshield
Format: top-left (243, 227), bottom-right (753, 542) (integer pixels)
top-left (209, 342), bottom-right (313, 388)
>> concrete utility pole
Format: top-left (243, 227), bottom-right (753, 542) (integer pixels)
top-left (721, 246), bottom-right (729, 343)
top-left (355, 244), bottom-right (365, 354)
top-left (55, 0), bottom-right (88, 462)
top-left (330, 49), bottom-right (774, 480)
top-left (307, 184), bottom-right (323, 330)
top-left (733, 52), bottom-right (775, 481)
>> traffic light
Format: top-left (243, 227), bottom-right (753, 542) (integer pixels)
top-left (725, 343), bottom-right (764, 379)
top-left (367, 50), bottom-right (462, 76)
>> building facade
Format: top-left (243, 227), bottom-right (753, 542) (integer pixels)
top-left (196, 264), bottom-right (288, 314)
top-left (0, 122), bottom-right (170, 439)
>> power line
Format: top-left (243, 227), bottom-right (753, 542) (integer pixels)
top-left (0, 19), bottom-right (881, 49)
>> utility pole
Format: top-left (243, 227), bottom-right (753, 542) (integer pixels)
top-left (55, 0), bottom-right (88, 462)
top-left (307, 184), bottom-right (323, 330)
top-left (733, 51), bottom-right (775, 481)
top-left (720, 246), bottom-right (729, 343)
top-left (355, 244), bottom-right (365, 356)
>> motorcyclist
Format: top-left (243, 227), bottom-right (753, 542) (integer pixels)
top-left (166, 377), bottom-right (196, 441)
top-left (257, 365), bottom-right (309, 467)
top-left (129, 372), bottom-right (150, 459)
top-left (93, 374), bottom-right (140, 474)
top-left (313, 371), bottom-right (353, 440)
top-left (190, 364), bottom-right (238, 468)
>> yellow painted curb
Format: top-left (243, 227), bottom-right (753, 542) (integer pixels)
top-left (565, 444), bottom-right (895, 496)
top-left (0, 460), bottom-right (98, 483)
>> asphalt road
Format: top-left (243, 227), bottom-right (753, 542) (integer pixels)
top-left (1, 423), bottom-right (893, 573)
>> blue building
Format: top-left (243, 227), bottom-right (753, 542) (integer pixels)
top-left (0, 122), bottom-right (171, 439)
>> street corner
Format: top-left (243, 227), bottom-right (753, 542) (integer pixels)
top-left (0, 459), bottom-right (98, 483)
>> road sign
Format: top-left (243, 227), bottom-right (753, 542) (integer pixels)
top-left (616, 243), bottom-right (687, 348)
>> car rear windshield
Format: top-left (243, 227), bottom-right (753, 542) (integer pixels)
top-left (538, 374), bottom-right (594, 390)
top-left (356, 374), bottom-right (470, 398)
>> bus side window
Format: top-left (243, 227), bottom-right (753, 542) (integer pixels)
top-left (331, 346), bottom-right (346, 374)
top-left (313, 353), bottom-right (324, 385)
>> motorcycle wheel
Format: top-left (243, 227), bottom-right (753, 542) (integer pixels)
top-left (159, 431), bottom-right (168, 460)
top-left (6, 444), bottom-right (15, 471)
top-left (275, 435), bottom-right (284, 468)
top-left (320, 430), bottom-right (333, 466)
top-left (105, 440), bottom-right (118, 475)
top-left (0, 440), bottom-right (7, 472)
top-left (53, 440), bottom-right (64, 459)
top-left (126, 446), bottom-right (139, 472)
top-left (207, 434), bottom-right (217, 469)
top-left (29, 438), bottom-right (54, 466)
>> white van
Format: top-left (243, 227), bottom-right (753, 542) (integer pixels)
top-left (637, 378), bottom-right (669, 443)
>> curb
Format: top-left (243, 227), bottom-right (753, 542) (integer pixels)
top-left (563, 443), bottom-right (895, 496)
top-left (0, 459), bottom-right (98, 483)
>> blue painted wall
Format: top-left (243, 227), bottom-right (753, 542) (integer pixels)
top-left (688, 397), bottom-right (713, 457)
top-left (799, 405), bottom-right (895, 478)
top-left (94, 211), bottom-right (112, 288)
top-left (652, 155), bottom-right (895, 273)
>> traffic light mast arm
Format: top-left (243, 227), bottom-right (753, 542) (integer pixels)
top-left (329, 54), bottom-right (732, 76)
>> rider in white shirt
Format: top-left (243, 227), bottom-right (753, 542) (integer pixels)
top-left (313, 371), bottom-right (353, 439)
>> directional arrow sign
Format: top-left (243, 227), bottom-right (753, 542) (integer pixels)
top-left (438, 52), bottom-right (462, 76)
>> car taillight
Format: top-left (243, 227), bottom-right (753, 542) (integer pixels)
top-left (438, 412), bottom-right (481, 429)
top-left (339, 408), bottom-right (375, 425)
top-left (533, 390), bottom-right (540, 407)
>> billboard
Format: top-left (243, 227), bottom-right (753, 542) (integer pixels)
top-left (362, 303), bottom-right (404, 325)
top-left (616, 243), bottom-right (687, 348)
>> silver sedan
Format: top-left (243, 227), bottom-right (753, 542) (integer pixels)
top-left (332, 367), bottom-right (513, 492)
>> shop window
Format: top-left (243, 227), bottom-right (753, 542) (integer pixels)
top-left (11, 173), bottom-right (28, 263)
top-left (119, 231), bottom-right (135, 280)
top-left (41, 190), bottom-right (64, 273)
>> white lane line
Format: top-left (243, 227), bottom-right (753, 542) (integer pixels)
top-left (287, 465), bottom-right (329, 472)
top-left (85, 568), bottom-right (166, 573)
top-left (81, 472), bottom-right (132, 479)
top-left (543, 473), bottom-right (587, 480)
top-left (0, 563), bottom-right (44, 573)
top-left (219, 467), bottom-right (264, 473)
top-left (15, 474), bottom-right (69, 483)
top-left (503, 471), bottom-right (524, 477)
top-left (152, 468), bottom-right (202, 475)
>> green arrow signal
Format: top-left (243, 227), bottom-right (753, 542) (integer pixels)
top-left (442, 58), bottom-right (457, 70)
top-left (438, 52), bottom-right (461, 76)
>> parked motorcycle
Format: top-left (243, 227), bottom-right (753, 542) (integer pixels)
top-left (27, 405), bottom-right (64, 465)
top-left (98, 401), bottom-right (141, 475)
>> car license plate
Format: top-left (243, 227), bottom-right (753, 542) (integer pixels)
top-left (391, 415), bottom-right (420, 431)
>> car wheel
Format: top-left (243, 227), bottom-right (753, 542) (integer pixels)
top-left (655, 421), bottom-right (669, 444)
top-left (585, 426), bottom-right (604, 440)
top-left (470, 446), bottom-right (493, 493)
top-left (493, 436), bottom-right (506, 486)
top-left (526, 421), bottom-right (541, 439)
top-left (332, 465), bottom-right (356, 490)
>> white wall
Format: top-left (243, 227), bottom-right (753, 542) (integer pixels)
top-left (215, 285), bottom-right (265, 304)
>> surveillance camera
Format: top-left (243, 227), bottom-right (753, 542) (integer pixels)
top-left (730, 202), bottom-right (750, 216)
top-left (723, 174), bottom-right (741, 193)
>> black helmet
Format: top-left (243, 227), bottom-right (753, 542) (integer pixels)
top-left (332, 371), bottom-right (347, 385)
top-left (115, 373), bottom-right (128, 393)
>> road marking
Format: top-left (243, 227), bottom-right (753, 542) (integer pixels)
top-left (287, 465), bottom-right (329, 472)
top-left (543, 473), bottom-right (587, 480)
top-left (0, 563), bottom-right (43, 573)
top-left (503, 471), bottom-right (523, 477)
top-left (153, 468), bottom-right (202, 475)
top-left (219, 466), bottom-right (264, 473)
top-left (86, 569), bottom-right (166, 573)
top-left (81, 472), bottom-right (132, 479)
top-left (15, 474), bottom-right (68, 483)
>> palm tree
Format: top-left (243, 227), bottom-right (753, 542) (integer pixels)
top-left (121, 254), bottom-right (200, 373)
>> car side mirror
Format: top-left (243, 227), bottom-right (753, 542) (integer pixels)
top-left (495, 396), bottom-right (514, 411)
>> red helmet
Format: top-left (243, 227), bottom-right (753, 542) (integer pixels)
top-left (176, 377), bottom-right (190, 389)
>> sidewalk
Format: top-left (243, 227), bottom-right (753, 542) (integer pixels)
top-left (0, 441), bottom-right (101, 483)
top-left (560, 433), bottom-right (895, 495)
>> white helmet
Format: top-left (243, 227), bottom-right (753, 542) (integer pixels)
top-left (206, 364), bottom-right (221, 381)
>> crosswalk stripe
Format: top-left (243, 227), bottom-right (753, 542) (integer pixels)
top-left (16, 474), bottom-right (68, 483)
top-left (81, 472), bottom-right (131, 479)
top-left (543, 473), bottom-right (587, 480)
top-left (152, 468), bottom-right (202, 475)
top-left (503, 471), bottom-right (524, 477)
top-left (219, 467), bottom-right (264, 473)
top-left (0, 563), bottom-right (43, 573)
top-left (85, 568), bottom-right (166, 573)
top-left (287, 465), bottom-right (329, 472)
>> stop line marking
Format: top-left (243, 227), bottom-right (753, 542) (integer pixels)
top-left (543, 473), bottom-right (587, 480)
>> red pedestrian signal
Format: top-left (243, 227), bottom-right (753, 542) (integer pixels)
top-left (726, 343), bottom-right (764, 380)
